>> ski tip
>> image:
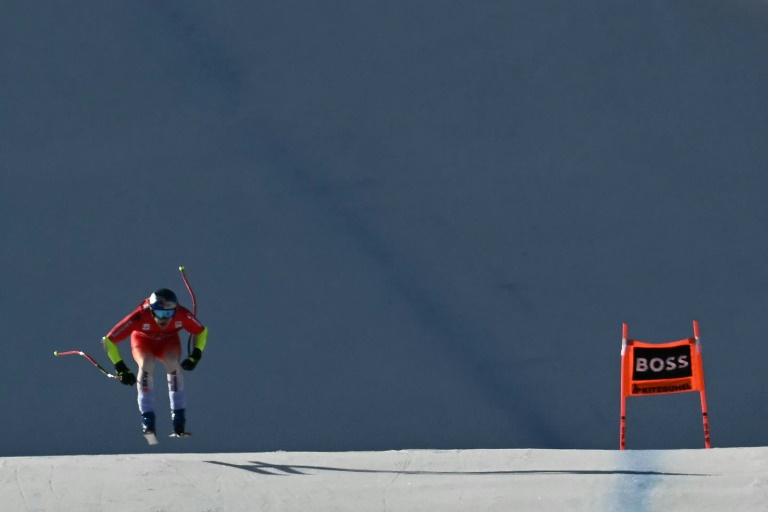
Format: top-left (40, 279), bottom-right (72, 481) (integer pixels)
top-left (179, 265), bottom-right (185, 271)
top-left (53, 351), bottom-right (59, 356)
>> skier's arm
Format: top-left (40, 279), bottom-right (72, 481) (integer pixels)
top-left (181, 308), bottom-right (208, 353)
top-left (102, 336), bottom-right (136, 386)
top-left (181, 326), bottom-right (208, 371)
top-left (103, 309), bottom-right (141, 364)
top-left (193, 326), bottom-right (208, 351)
top-left (102, 336), bottom-right (123, 365)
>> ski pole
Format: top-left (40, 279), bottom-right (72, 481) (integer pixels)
top-left (179, 265), bottom-right (198, 353)
top-left (179, 265), bottom-right (197, 314)
top-left (54, 350), bottom-right (120, 380)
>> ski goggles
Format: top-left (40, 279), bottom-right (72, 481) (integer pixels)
top-left (152, 308), bottom-right (176, 319)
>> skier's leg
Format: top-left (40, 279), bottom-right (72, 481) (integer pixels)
top-left (131, 338), bottom-right (157, 432)
top-left (160, 338), bottom-right (186, 433)
top-left (134, 351), bottom-right (156, 414)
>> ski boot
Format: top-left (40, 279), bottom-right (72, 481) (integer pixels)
top-left (170, 409), bottom-right (191, 438)
top-left (142, 411), bottom-right (158, 445)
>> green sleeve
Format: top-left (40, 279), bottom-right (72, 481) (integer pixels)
top-left (194, 327), bottom-right (208, 351)
top-left (102, 336), bottom-right (122, 365)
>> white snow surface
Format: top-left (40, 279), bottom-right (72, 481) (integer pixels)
top-left (2, 447), bottom-right (767, 511)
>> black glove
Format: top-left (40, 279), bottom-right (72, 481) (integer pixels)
top-left (114, 360), bottom-right (136, 386)
top-left (181, 348), bottom-right (203, 371)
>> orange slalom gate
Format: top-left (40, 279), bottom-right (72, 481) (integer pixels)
top-left (619, 320), bottom-right (711, 450)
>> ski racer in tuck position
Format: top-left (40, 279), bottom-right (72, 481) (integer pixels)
top-left (102, 288), bottom-right (208, 438)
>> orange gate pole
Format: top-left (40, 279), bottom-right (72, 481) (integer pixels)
top-left (693, 320), bottom-right (712, 449)
top-left (620, 323), bottom-right (629, 450)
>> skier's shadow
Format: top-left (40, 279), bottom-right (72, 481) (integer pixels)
top-left (204, 460), bottom-right (710, 477)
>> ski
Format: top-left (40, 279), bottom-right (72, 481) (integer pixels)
top-left (143, 431), bottom-right (159, 445)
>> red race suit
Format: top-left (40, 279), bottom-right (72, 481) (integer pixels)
top-left (106, 299), bottom-right (205, 362)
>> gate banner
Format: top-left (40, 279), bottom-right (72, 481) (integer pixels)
top-left (624, 339), bottom-right (701, 395)
top-left (619, 321), bottom-right (710, 449)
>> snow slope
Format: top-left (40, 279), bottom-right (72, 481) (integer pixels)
top-left (2, 447), bottom-right (767, 512)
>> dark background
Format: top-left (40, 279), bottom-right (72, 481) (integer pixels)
top-left (3, 1), bottom-right (768, 456)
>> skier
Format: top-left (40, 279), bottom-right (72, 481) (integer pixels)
top-left (101, 288), bottom-right (208, 440)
